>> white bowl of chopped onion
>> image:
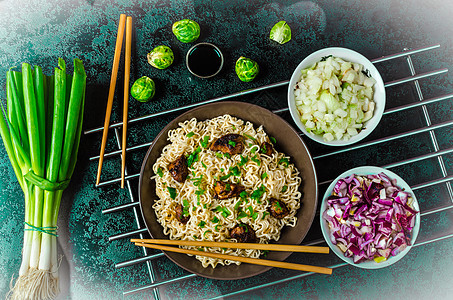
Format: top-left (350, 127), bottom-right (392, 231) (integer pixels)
top-left (288, 48), bottom-right (386, 146)
top-left (320, 166), bottom-right (420, 269)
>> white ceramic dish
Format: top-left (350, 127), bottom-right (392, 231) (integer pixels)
top-left (319, 166), bottom-right (420, 269)
top-left (288, 47), bottom-right (386, 146)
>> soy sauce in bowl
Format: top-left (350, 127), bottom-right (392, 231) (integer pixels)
top-left (186, 43), bottom-right (224, 78)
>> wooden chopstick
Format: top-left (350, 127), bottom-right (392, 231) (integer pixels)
top-left (135, 242), bottom-right (332, 275)
top-left (131, 238), bottom-right (329, 254)
top-left (121, 16), bottom-right (132, 188)
top-left (96, 14), bottom-right (126, 186)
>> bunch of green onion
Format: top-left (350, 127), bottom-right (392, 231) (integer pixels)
top-left (0, 58), bottom-right (86, 299)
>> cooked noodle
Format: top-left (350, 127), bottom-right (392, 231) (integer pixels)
top-left (152, 115), bottom-right (302, 268)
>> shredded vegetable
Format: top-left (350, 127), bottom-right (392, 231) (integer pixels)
top-left (322, 172), bottom-right (419, 263)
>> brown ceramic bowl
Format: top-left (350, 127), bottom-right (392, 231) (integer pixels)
top-left (139, 101), bottom-right (318, 280)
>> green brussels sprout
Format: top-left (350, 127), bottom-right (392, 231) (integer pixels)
top-left (235, 56), bottom-right (259, 82)
top-left (130, 76), bottom-right (155, 102)
top-left (172, 19), bottom-right (200, 43)
top-left (147, 45), bottom-right (174, 69)
top-left (269, 21), bottom-right (291, 45)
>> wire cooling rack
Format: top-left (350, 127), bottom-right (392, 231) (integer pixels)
top-left (84, 44), bottom-right (453, 298)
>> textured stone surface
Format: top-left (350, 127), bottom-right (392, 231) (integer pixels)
top-left (0, 0), bottom-right (452, 299)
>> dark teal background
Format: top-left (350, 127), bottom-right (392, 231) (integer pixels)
top-left (0, 0), bottom-right (452, 299)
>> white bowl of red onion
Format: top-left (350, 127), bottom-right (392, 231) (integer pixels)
top-left (320, 166), bottom-right (420, 269)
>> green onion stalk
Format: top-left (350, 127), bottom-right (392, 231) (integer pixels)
top-left (0, 58), bottom-right (86, 300)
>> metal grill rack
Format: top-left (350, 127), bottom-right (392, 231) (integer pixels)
top-left (84, 44), bottom-right (453, 298)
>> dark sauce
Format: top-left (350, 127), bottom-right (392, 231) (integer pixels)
top-left (187, 44), bottom-right (222, 77)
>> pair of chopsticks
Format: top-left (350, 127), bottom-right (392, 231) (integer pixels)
top-left (131, 239), bottom-right (332, 275)
top-left (96, 14), bottom-right (132, 188)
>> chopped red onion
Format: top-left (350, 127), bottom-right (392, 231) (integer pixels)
top-left (323, 172), bottom-right (419, 263)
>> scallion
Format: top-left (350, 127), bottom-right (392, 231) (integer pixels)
top-left (281, 185), bottom-right (288, 193)
top-left (167, 187), bottom-right (177, 199)
top-left (0, 59), bottom-right (86, 299)
top-left (200, 135), bottom-right (210, 148)
top-left (244, 133), bottom-right (256, 141)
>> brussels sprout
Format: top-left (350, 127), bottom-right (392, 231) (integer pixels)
top-left (172, 19), bottom-right (200, 43)
top-left (130, 76), bottom-right (155, 102)
top-left (235, 56), bottom-right (259, 82)
top-left (269, 21), bottom-right (291, 44)
top-left (147, 45), bottom-right (174, 69)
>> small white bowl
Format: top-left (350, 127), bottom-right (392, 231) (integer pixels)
top-left (320, 166), bottom-right (420, 269)
top-left (288, 47), bottom-right (386, 146)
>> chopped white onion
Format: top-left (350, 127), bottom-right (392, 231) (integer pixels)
top-left (294, 56), bottom-right (377, 141)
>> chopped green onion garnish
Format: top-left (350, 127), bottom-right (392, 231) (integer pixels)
top-left (251, 155), bottom-right (261, 166)
top-left (234, 199), bottom-right (243, 210)
top-left (156, 167), bottom-right (164, 178)
top-left (212, 216), bottom-right (220, 223)
top-left (215, 152), bottom-right (223, 158)
top-left (201, 161), bottom-right (207, 169)
top-left (187, 147), bottom-right (202, 167)
top-left (201, 135), bottom-right (210, 148)
top-left (251, 184), bottom-right (266, 203)
top-left (237, 211), bottom-right (248, 219)
top-left (195, 189), bottom-right (205, 195)
top-left (238, 155), bottom-right (248, 166)
top-left (230, 166), bottom-right (241, 176)
top-left (228, 140), bottom-right (236, 147)
top-left (261, 172), bottom-right (268, 180)
top-left (215, 206), bottom-right (231, 218)
top-left (281, 185), bottom-right (288, 193)
top-left (182, 199), bottom-right (190, 216)
top-left (244, 133), bottom-right (256, 141)
top-left (186, 131), bottom-right (194, 138)
top-left (220, 173), bottom-right (232, 181)
top-left (270, 137), bottom-right (277, 144)
top-left (198, 221), bottom-right (206, 228)
top-left (279, 157), bottom-right (289, 167)
top-left (167, 187), bottom-right (177, 199)
top-left (239, 190), bottom-right (248, 199)
top-left (223, 152), bottom-right (231, 159)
